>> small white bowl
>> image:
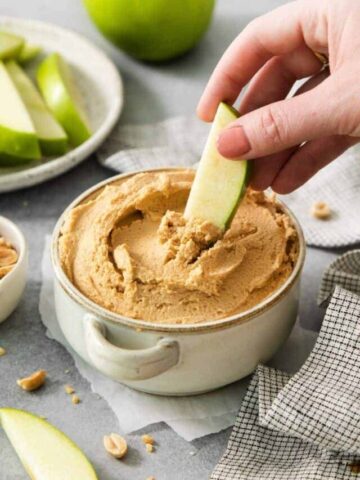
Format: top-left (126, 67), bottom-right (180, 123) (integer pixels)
top-left (0, 217), bottom-right (28, 323)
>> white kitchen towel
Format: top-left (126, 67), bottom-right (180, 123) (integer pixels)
top-left (97, 116), bottom-right (208, 172)
top-left (98, 117), bottom-right (360, 248)
top-left (211, 285), bottom-right (360, 479)
top-left (40, 236), bottom-right (316, 441)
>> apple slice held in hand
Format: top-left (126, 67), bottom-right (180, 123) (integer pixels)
top-left (0, 408), bottom-right (98, 480)
top-left (0, 61), bottom-right (40, 165)
top-left (184, 102), bottom-right (249, 230)
top-left (0, 31), bottom-right (24, 60)
top-left (6, 61), bottom-right (68, 156)
top-left (37, 53), bottom-right (92, 147)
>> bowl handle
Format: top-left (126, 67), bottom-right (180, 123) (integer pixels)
top-left (84, 314), bottom-right (180, 381)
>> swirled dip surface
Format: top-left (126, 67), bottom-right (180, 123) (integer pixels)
top-left (59, 170), bottom-right (298, 324)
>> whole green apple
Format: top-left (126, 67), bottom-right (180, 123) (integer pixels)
top-left (83, 0), bottom-right (216, 62)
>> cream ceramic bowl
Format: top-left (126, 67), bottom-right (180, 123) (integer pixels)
top-left (52, 168), bottom-right (306, 396)
top-left (0, 216), bottom-right (28, 323)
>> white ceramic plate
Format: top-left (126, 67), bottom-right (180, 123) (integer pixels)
top-left (0, 16), bottom-right (123, 192)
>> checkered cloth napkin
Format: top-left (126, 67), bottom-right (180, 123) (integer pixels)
top-left (211, 250), bottom-right (360, 479)
top-left (318, 250), bottom-right (360, 306)
top-left (98, 116), bottom-right (360, 248)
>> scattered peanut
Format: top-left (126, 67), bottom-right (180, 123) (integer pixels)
top-left (146, 477), bottom-right (156, 480)
top-left (71, 394), bottom-right (80, 405)
top-left (103, 433), bottom-right (128, 459)
top-left (17, 370), bottom-right (47, 391)
top-left (145, 443), bottom-right (154, 454)
top-left (0, 347), bottom-right (6, 357)
top-left (311, 201), bottom-right (331, 220)
top-left (64, 385), bottom-right (75, 395)
top-left (141, 434), bottom-right (154, 445)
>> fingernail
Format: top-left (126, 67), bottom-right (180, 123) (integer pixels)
top-left (217, 126), bottom-right (251, 158)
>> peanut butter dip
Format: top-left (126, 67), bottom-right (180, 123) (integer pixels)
top-left (59, 170), bottom-right (298, 324)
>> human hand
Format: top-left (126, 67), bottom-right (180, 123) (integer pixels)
top-left (197, 0), bottom-right (360, 193)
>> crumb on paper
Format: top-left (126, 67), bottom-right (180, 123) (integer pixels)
top-left (145, 443), bottom-right (154, 453)
top-left (64, 385), bottom-right (75, 395)
top-left (71, 394), bottom-right (80, 405)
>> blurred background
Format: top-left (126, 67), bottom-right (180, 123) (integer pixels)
top-left (3, 0), bottom-right (286, 124)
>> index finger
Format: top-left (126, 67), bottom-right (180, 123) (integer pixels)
top-left (197, 0), bottom-right (321, 121)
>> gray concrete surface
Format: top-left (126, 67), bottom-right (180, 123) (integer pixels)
top-left (0, 1), bottom-right (354, 479)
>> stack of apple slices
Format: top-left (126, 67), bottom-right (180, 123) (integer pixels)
top-left (0, 31), bottom-right (91, 166)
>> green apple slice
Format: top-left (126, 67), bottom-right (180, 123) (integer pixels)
top-left (0, 31), bottom-right (24, 60)
top-left (0, 408), bottom-right (98, 480)
top-left (37, 53), bottom-right (91, 147)
top-left (184, 102), bottom-right (249, 230)
top-left (0, 61), bottom-right (40, 165)
top-left (18, 43), bottom-right (42, 63)
top-left (7, 61), bottom-right (68, 156)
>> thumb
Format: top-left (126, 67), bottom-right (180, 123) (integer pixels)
top-left (217, 80), bottom-right (339, 160)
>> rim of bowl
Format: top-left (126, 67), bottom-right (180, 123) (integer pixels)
top-left (0, 216), bottom-right (27, 288)
top-left (51, 167), bottom-right (306, 334)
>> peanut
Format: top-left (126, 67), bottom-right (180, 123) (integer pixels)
top-left (0, 246), bottom-right (18, 267)
top-left (311, 201), bottom-right (331, 220)
top-left (64, 385), bottom-right (75, 394)
top-left (141, 434), bottom-right (154, 445)
top-left (71, 394), bottom-right (80, 405)
top-left (0, 237), bottom-right (11, 248)
top-left (103, 433), bottom-right (128, 459)
top-left (17, 370), bottom-right (47, 391)
top-left (0, 265), bottom-right (14, 278)
top-left (0, 347), bottom-right (6, 357)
